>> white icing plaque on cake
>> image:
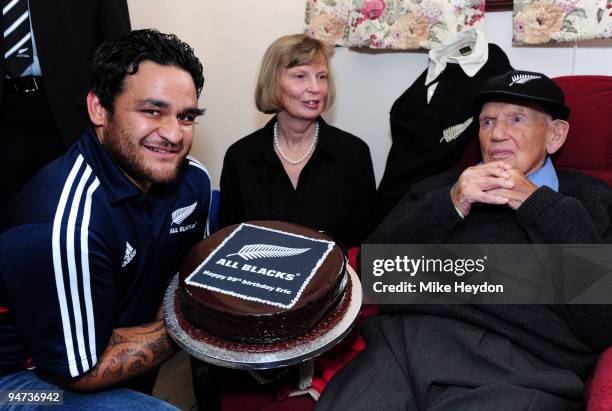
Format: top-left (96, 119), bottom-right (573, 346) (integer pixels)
top-left (185, 223), bottom-right (335, 308)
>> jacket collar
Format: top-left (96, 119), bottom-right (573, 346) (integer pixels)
top-left (426, 28), bottom-right (488, 86)
top-left (78, 127), bottom-right (179, 204)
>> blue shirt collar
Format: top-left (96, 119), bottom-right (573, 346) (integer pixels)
top-left (528, 156), bottom-right (558, 192)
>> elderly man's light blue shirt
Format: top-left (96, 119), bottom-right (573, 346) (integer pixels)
top-left (528, 156), bottom-right (558, 192)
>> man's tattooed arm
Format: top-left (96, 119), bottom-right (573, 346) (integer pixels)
top-left (47, 318), bottom-right (176, 392)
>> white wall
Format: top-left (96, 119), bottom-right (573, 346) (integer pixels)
top-left (127, 1), bottom-right (612, 187)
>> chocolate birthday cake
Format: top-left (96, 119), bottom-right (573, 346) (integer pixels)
top-left (178, 221), bottom-right (347, 344)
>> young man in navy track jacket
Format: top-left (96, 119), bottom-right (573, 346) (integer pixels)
top-left (0, 29), bottom-right (211, 410)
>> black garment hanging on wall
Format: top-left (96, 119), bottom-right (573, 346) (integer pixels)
top-left (373, 44), bottom-right (512, 227)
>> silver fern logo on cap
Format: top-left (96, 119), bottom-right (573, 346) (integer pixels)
top-left (509, 73), bottom-right (541, 86)
top-left (227, 244), bottom-right (310, 261)
top-left (171, 202), bottom-right (198, 225)
top-left (440, 117), bottom-right (473, 143)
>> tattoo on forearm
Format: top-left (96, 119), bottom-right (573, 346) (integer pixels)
top-left (101, 356), bottom-right (123, 379)
top-left (149, 334), bottom-right (172, 361)
top-left (128, 358), bottom-right (146, 373)
top-left (79, 320), bottom-right (173, 387)
top-left (100, 349), bottom-right (148, 378)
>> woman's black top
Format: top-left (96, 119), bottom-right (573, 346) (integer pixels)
top-left (218, 116), bottom-right (376, 248)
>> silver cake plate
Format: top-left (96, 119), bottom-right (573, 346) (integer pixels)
top-left (164, 266), bottom-right (362, 370)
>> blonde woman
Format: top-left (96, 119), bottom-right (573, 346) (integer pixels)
top-left (219, 34), bottom-right (375, 247)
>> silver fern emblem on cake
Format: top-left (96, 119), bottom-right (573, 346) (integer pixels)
top-left (171, 202), bottom-right (197, 225)
top-left (227, 244), bottom-right (310, 261)
top-left (509, 74), bottom-right (541, 86)
top-left (440, 117), bottom-right (473, 143)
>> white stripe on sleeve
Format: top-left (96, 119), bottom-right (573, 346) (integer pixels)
top-left (65, 166), bottom-right (93, 373)
top-left (52, 155), bottom-right (84, 377)
top-left (80, 177), bottom-right (100, 366)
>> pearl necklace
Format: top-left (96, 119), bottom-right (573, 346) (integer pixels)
top-left (273, 121), bottom-right (319, 165)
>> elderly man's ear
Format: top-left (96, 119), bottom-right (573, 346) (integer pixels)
top-left (546, 119), bottom-right (570, 155)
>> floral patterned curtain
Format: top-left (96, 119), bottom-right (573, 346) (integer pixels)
top-left (513, 0), bottom-right (612, 44)
top-left (305, 0), bottom-right (485, 50)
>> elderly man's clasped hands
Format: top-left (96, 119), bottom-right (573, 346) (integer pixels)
top-left (451, 161), bottom-right (538, 217)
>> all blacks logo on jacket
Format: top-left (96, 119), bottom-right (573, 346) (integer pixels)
top-left (169, 202), bottom-right (198, 234)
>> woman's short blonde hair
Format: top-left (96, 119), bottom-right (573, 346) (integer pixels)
top-left (255, 34), bottom-right (335, 114)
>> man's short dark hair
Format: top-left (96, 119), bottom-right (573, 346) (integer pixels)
top-left (90, 29), bottom-right (204, 114)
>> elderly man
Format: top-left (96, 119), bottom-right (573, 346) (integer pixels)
top-left (0, 29), bottom-right (210, 410)
top-left (317, 71), bottom-right (612, 410)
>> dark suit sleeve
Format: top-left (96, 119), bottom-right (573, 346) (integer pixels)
top-left (96, 0), bottom-right (131, 43)
top-left (344, 143), bottom-right (376, 247)
top-left (218, 147), bottom-right (244, 229)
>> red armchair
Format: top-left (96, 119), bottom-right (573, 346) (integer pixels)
top-left (553, 76), bottom-right (612, 185)
top-left (555, 75), bottom-right (612, 411)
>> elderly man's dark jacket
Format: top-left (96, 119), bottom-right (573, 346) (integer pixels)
top-left (369, 167), bottom-right (612, 377)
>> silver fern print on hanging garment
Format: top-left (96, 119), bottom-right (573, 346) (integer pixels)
top-left (440, 117), bottom-right (473, 143)
top-left (509, 74), bottom-right (541, 86)
top-left (227, 244), bottom-right (311, 261)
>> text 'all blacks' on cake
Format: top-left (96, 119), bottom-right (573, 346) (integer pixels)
top-left (178, 221), bottom-right (349, 345)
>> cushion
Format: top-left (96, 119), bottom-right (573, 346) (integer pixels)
top-left (553, 76), bottom-right (612, 185)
